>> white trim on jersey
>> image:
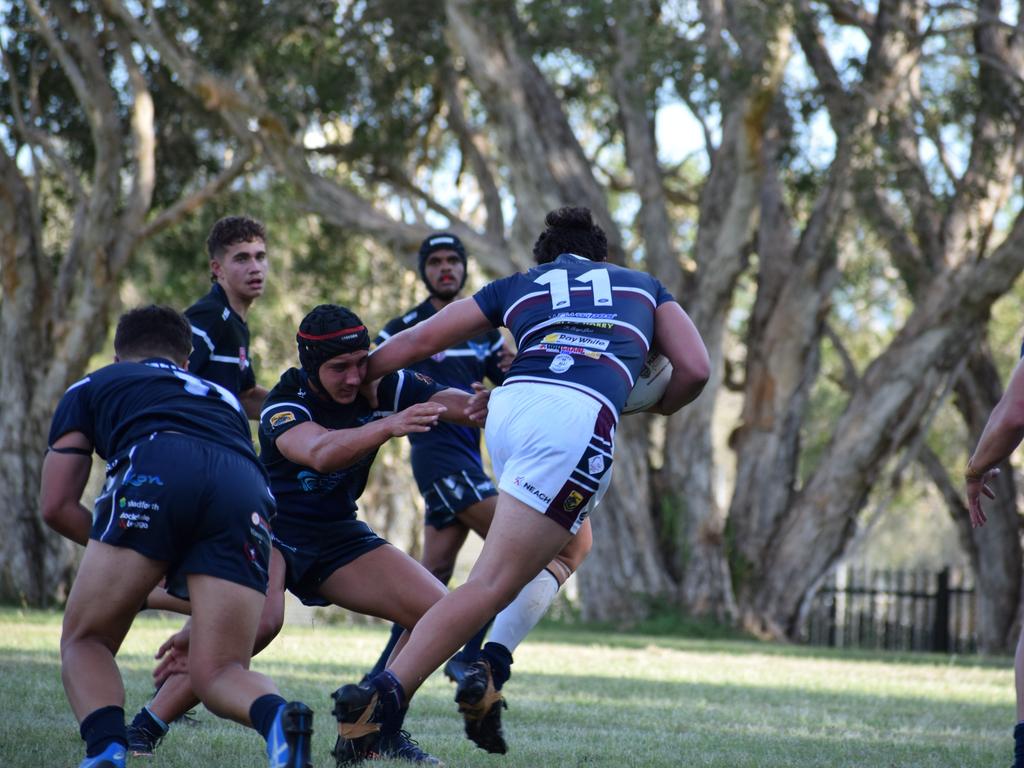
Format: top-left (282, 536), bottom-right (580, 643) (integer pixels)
top-left (612, 285), bottom-right (658, 307)
top-left (489, 337), bottom-right (505, 351)
top-left (501, 375), bottom-right (618, 419)
top-left (516, 316), bottom-right (650, 352)
top-left (65, 376), bottom-right (91, 394)
top-left (260, 401), bottom-right (312, 422)
top-left (210, 353), bottom-right (249, 368)
top-left (190, 324), bottom-right (216, 352)
top-left (377, 329), bottom-right (392, 340)
top-left (393, 369), bottom-right (406, 412)
top-left (502, 290), bottom-right (548, 326)
top-left (437, 348), bottom-right (487, 357)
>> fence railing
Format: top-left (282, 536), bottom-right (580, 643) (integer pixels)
top-left (800, 566), bottom-right (976, 654)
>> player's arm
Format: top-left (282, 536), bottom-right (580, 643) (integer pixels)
top-left (649, 301), bottom-right (710, 415)
top-left (39, 431), bottom-right (94, 546)
top-left (368, 297), bottom-right (493, 381)
top-left (965, 357), bottom-right (1024, 527)
top-left (430, 384), bottom-right (489, 426)
top-left (274, 406), bottom-right (446, 474)
top-left (238, 384), bottom-right (269, 420)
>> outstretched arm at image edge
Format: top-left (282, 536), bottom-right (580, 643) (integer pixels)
top-left (650, 302), bottom-right (711, 415)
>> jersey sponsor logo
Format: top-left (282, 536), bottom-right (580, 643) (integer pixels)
top-left (542, 332), bottom-right (609, 350)
top-left (549, 353), bottom-right (574, 374)
top-left (118, 510), bottom-right (151, 530)
top-left (563, 490), bottom-right (585, 512)
top-left (412, 371), bottom-right (434, 385)
top-left (269, 411), bottom-right (296, 428)
top-left (125, 473), bottom-right (163, 487)
top-left (513, 475), bottom-right (552, 503)
top-left (239, 346), bottom-right (247, 370)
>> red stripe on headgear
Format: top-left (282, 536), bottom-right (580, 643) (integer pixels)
top-left (297, 325), bottom-right (366, 341)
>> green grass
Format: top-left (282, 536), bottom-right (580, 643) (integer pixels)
top-left (0, 608), bottom-right (1012, 767)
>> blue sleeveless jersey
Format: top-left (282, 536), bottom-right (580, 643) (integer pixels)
top-left (377, 298), bottom-right (505, 487)
top-left (47, 358), bottom-right (258, 466)
top-left (473, 253), bottom-right (675, 415)
top-left (259, 367), bottom-right (444, 524)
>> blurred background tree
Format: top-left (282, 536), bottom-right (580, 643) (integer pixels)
top-left (4, 0), bottom-right (1024, 652)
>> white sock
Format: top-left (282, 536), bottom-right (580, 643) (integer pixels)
top-left (489, 569), bottom-right (560, 653)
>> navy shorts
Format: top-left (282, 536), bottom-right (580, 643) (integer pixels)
top-left (271, 517), bottom-right (388, 606)
top-left (92, 433), bottom-right (274, 598)
top-left (420, 468), bottom-right (497, 529)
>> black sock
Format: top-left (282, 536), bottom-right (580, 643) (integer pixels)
top-left (250, 694), bottom-right (287, 741)
top-left (458, 618), bottom-right (494, 662)
top-left (480, 642), bottom-right (513, 690)
top-left (80, 705), bottom-right (127, 758)
top-left (129, 707), bottom-right (168, 739)
top-left (370, 670), bottom-right (408, 738)
top-left (368, 623), bottom-right (406, 678)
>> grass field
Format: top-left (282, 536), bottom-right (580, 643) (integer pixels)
top-left (0, 608), bottom-right (1012, 767)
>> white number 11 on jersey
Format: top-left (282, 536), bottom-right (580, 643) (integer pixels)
top-left (534, 268), bottom-right (613, 309)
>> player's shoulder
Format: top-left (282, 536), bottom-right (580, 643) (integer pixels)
top-left (266, 367), bottom-right (306, 399)
top-left (185, 286), bottom-right (230, 325)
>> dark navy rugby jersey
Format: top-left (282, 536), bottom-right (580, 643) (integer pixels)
top-left (48, 358), bottom-right (258, 465)
top-left (259, 367), bottom-right (445, 524)
top-left (473, 253), bottom-right (675, 415)
top-left (185, 283), bottom-right (257, 395)
top-left (377, 299), bottom-right (505, 487)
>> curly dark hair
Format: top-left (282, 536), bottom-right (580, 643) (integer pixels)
top-left (532, 206), bottom-right (608, 264)
top-left (206, 215), bottom-right (267, 260)
top-left (114, 305), bottom-right (192, 363)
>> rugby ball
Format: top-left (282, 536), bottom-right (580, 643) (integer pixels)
top-left (622, 351), bottom-right (673, 415)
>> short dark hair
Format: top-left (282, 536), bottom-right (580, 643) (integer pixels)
top-left (114, 305), bottom-right (192, 362)
top-left (206, 215), bottom-right (266, 260)
top-left (532, 206), bottom-right (608, 264)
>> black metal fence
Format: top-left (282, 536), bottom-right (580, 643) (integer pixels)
top-left (801, 566), bottom-right (976, 653)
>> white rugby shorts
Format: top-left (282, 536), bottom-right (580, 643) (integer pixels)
top-left (484, 382), bottom-right (615, 533)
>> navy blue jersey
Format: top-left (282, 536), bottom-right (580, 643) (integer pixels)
top-left (48, 358), bottom-right (258, 466)
top-left (185, 283), bottom-right (257, 395)
top-left (377, 299), bottom-right (505, 487)
top-left (259, 367), bottom-right (445, 524)
top-left (474, 253), bottom-right (675, 415)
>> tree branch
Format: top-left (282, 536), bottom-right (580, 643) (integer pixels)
top-left (440, 62), bottom-right (504, 240)
top-left (137, 145), bottom-right (255, 244)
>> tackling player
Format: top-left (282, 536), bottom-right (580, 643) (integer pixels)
top-left (41, 305), bottom-right (312, 768)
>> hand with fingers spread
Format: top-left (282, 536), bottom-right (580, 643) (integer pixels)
top-left (965, 466), bottom-right (1000, 528)
top-left (385, 401), bottom-right (447, 437)
top-left (153, 623), bottom-right (191, 688)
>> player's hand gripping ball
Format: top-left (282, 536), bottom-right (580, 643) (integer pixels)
top-left (622, 350), bottom-right (673, 414)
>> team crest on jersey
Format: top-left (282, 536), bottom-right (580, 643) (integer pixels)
top-left (588, 455), bottom-right (605, 475)
top-left (549, 353), bottom-right (574, 374)
top-left (269, 411), bottom-right (296, 428)
top-left (239, 347), bottom-right (247, 370)
top-left (563, 490), bottom-right (585, 512)
top-left (412, 371), bottom-right (434, 384)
